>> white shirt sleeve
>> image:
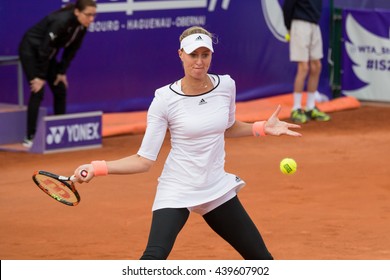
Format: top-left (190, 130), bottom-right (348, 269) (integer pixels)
top-left (137, 90), bottom-right (168, 161)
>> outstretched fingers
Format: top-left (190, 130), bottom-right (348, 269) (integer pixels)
top-left (269, 104), bottom-right (282, 120)
top-left (286, 129), bottom-right (302, 137)
top-left (283, 122), bottom-right (302, 136)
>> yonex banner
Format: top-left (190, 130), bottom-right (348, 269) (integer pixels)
top-left (341, 9), bottom-right (390, 102)
top-left (30, 111), bottom-right (102, 154)
top-left (0, 0), bottom-right (332, 113)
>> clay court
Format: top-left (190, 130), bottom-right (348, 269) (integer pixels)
top-left (1, 100), bottom-right (390, 260)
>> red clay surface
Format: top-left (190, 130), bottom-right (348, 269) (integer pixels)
top-left (1, 104), bottom-right (390, 260)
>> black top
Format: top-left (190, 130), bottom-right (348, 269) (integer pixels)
top-left (19, 8), bottom-right (87, 78)
top-left (283, 0), bottom-right (322, 30)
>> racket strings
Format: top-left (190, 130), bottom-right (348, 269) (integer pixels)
top-left (35, 174), bottom-right (78, 203)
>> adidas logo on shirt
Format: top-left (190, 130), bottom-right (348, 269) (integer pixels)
top-left (199, 98), bottom-right (207, 105)
top-left (49, 32), bottom-right (57, 40)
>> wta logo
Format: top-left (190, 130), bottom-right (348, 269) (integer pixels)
top-left (46, 123), bottom-right (100, 145)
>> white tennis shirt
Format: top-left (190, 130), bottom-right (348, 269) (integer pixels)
top-left (137, 74), bottom-right (245, 211)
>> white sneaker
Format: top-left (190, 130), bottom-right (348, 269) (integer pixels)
top-left (23, 138), bottom-right (33, 148)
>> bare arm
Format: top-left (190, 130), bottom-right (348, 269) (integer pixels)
top-left (74, 154), bottom-right (155, 183)
top-left (224, 120), bottom-right (253, 138)
top-left (225, 105), bottom-right (302, 138)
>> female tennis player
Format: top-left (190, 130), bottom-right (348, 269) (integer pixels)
top-left (74, 26), bottom-right (302, 260)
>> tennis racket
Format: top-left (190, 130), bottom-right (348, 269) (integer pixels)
top-left (32, 170), bottom-right (87, 206)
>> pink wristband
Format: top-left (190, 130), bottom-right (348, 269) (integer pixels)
top-left (91, 160), bottom-right (108, 176)
top-left (252, 121), bottom-right (266, 137)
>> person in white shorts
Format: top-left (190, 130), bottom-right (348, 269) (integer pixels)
top-left (283, 0), bottom-right (331, 124)
top-left (73, 26), bottom-right (302, 259)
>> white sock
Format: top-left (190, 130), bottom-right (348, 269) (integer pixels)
top-left (306, 92), bottom-right (316, 110)
top-left (292, 93), bottom-right (302, 111)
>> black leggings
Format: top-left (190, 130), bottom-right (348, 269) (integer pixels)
top-left (19, 53), bottom-right (67, 138)
top-left (140, 196), bottom-right (273, 260)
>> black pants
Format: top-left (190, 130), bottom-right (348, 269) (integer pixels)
top-left (19, 53), bottom-right (67, 139)
top-left (140, 196), bottom-right (273, 260)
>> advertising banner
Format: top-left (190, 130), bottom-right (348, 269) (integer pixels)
top-left (342, 9), bottom-right (390, 102)
top-left (30, 111), bottom-right (102, 153)
top-left (334, 0), bottom-right (390, 9)
top-left (1, 0), bottom-right (331, 114)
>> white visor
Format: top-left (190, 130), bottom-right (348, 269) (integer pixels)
top-left (180, 33), bottom-right (214, 54)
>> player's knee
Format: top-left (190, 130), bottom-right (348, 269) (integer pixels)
top-left (310, 60), bottom-right (322, 74)
top-left (53, 86), bottom-right (67, 97)
top-left (30, 91), bottom-right (44, 101)
top-left (139, 245), bottom-right (169, 260)
top-left (297, 62), bottom-right (309, 76)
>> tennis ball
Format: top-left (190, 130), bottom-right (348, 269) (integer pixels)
top-left (280, 158), bottom-right (297, 175)
top-left (285, 33), bottom-right (290, 42)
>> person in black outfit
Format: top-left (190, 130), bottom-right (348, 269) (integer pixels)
top-left (19, 0), bottom-right (97, 147)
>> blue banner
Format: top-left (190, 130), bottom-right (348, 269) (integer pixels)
top-left (342, 8), bottom-right (390, 102)
top-left (31, 111), bottom-right (102, 153)
top-left (1, 0), bottom-right (331, 114)
top-left (334, 0), bottom-right (390, 9)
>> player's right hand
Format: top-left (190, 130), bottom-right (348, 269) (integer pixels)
top-left (74, 164), bottom-right (94, 183)
top-left (30, 78), bottom-right (45, 93)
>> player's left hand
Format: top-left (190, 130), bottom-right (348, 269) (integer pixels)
top-left (265, 105), bottom-right (302, 137)
top-left (54, 74), bottom-right (68, 88)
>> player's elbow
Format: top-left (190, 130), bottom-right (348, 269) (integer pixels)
top-left (137, 155), bottom-right (155, 173)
